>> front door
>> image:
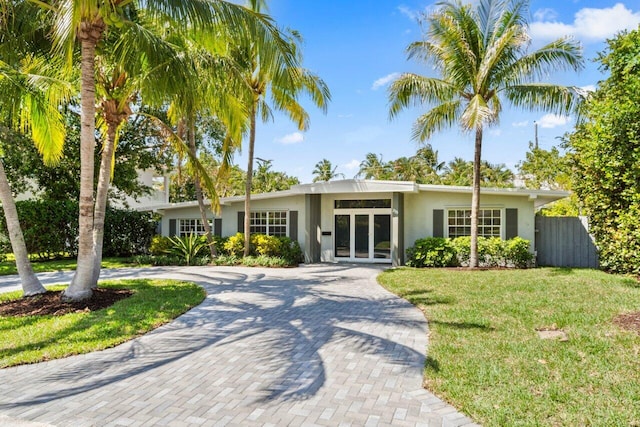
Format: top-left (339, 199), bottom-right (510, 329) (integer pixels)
top-left (334, 210), bottom-right (391, 262)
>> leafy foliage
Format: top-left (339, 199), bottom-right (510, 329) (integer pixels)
top-left (406, 236), bottom-right (533, 268)
top-left (167, 234), bottom-right (210, 266)
top-left (567, 28), bottom-right (640, 274)
top-left (406, 237), bottom-right (458, 268)
top-left (0, 200), bottom-right (156, 259)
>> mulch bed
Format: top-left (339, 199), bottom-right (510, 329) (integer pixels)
top-left (614, 311), bottom-right (640, 335)
top-left (0, 288), bottom-right (133, 317)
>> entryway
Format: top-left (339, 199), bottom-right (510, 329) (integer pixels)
top-left (334, 209), bottom-right (391, 263)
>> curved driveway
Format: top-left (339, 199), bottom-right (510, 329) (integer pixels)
top-left (0, 265), bottom-right (476, 426)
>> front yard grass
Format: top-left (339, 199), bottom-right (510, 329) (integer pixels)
top-left (378, 267), bottom-right (640, 426)
top-left (0, 279), bottom-right (205, 368)
top-left (0, 256), bottom-right (149, 276)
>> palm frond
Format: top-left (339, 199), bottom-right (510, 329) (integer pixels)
top-left (388, 73), bottom-right (457, 119)
top-left (411, 100), bottom-right (462, 141)
top-left (504, 83), bottom-right (585, 116)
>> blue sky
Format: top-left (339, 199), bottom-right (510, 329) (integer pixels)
top-left (233, 1), bottom-right (640, 183)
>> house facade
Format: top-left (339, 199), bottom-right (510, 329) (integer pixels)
top-left (142, 180), bottom-right (568, 266)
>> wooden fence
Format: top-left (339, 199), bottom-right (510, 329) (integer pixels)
top-left (535, 216), bottom-right (599, 268)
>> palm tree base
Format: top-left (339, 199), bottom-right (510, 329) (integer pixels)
top-left (61, 288), bottom-right (93, 302)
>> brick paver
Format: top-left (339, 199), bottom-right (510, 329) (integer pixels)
top-left (0, 265), bottom-right (478, 426)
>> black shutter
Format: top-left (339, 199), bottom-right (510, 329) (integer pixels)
top-left (433, 209), bottom-right (444, 237)
top-left (505, 208), bottom-right (518, 239)
top-left (289, 211), bottom-right (298, 241)
top-left (169, 219), bottom-right (177, 237)
top-left (214, 218), bottom-right (222, 236)
top-left (237, 212), bottom-right (245, 233)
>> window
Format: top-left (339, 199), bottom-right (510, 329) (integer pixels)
top-left (178, 219), bottom-right (212, 237)
top-left (249, 211), bottom-right (287, 236)
top-left (447, 209), bottom-right (502, 238)
top-left (334, 199), bottom-right (391, 209)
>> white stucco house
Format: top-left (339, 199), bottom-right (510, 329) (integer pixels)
top-left (140, 179), bottom-right (568, 266)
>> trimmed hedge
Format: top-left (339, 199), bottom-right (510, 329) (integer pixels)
top-left (406, 236), bottom-right (533, 268)
top-left (0, 200), bottom-right (157, 259)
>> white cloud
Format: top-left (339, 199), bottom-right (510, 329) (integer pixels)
top-left (537, 114), bottom-right (571, 128)
top-left (580, 84), bottom-right (596, 92)
top-left (489, 129), bottom-right (502, 137)
top-left (372, 72), bottom-right (401, 90)
top-left (276, 132), bottom-right (304, 145)
top-left (512, 120), bottom-right (529, 127)
top-left (530, 3), bottom-right (640, 42)
top-left (343, 126), bottom-right (383, 144)
top-left (533, 8), bottom-right (558, 22)
top-left (337, 113), bottom-right (354, 119)
top-left (343, 159), bottom-right (360, 171)
top-left (398, 5), bottom-right (417, 21)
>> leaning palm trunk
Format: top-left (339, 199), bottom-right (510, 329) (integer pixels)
top-left (0, 160), bottom-right (46, 296)
top-left (243, 104), bottom-right (257, 257)
top-left (469, 128), bottom-right (483, 268)
top-left (65, 22), bottom-right (104, 301)
top-left (91, 116), bottom-right (120, 285)
top-left (188, 122), bottom-right (216, 259)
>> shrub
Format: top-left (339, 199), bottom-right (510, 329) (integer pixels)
top-left (503, 237), bottom-right (534, 268)
top-left (212, 254), bottom-right (240, 266)
top-left (409, 236), bottom-right (533, 269)
top-left (251, 234), bottom-right (281, 257)
top-left (276, 237), bottom-right (303, 266)
top-left (102, 208), bottom-right (157, 257)
top-left (223, 232), bottom-right (248, 257)
top-left (167, 234), bottom-right (210, 266)
top-left (149, 235), bottom-right (173, 256)
top-left (406, 237), bottom-right (458, 268)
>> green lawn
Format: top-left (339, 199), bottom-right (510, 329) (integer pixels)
top-left (0, 256), bottom-right (148, 276)
top-left (0, 279), bottom-right (205, 368)
top-left (378, 267), bottom-right (640, 426)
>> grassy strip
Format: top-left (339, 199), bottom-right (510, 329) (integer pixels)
top-left (0, 257), bottom-right (149, 276)
top-left (0, 279), bottom-right (205, 368)
top-left (378, 267), bottom-right (640, 426)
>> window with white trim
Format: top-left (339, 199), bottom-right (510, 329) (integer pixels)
top-left (178, 219), bottom-right (212, 237)
top-left (249, 211), bottom-right (287, 236)
top-left (447, 209), bottom-right (502, 238)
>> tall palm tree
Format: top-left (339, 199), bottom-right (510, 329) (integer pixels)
top-left (389, 0), bottom-right (583, 267)
top-left (312, 158), bottom-right (344, 182)
top-left (238, 1), bottom-right (330, 257)
top-left (357, 153), bottom-right (390, 180)
top-left (40, 0), bottom-right (299, 300)
top-left (0, 1), bottom-right (70, 296)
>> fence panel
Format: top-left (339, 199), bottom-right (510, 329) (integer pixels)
top-left (535, 216), bottom-right (599, 268)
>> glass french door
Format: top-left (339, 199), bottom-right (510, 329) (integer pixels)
top-left (334, 210), bottom-right (391, 262)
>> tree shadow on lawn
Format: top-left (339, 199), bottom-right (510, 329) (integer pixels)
top-left (0, 265), bottom-right (427, 410)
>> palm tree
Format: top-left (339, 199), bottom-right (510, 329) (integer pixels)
top-left (312, 159), bottom-right (344, 182)
top-left (237, 1), bottom-right (330, 257)
top-left (40, 0), bottom-right (299, 300)
top-left (357, 153), bottom-right (390, 180)
top-left (388, 0), bottom-right (583, 267)
top-left (0, 2), bottom-right (70, 296)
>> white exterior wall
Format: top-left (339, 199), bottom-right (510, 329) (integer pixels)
top-left (220, 196), bottom-right (306, 246)
top-left (318, 192), bottom-right (394, 262)
top-left (404, 192), bottom-right (536, 250)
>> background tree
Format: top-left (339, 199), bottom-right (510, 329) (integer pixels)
top-left (388, 0), bottom-right (583, 267)
top-left (252, 158), bottom-right (299, 192)
top-left (357, 153), bottom-right (391, 180)
top-left (567, 27), bottom-right (640, 274)
top-left (312, 158), bottom-right (343, 182)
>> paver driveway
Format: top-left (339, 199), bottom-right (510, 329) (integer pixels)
top-left (0, 265), bottom-right (476, 427)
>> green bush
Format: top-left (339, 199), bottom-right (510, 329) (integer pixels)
top-left (503, 237), bottom-right (534, 268)
top-left (0, 200), bottom-right (156, 259)
top-left (149, 235), bottom-right (173, 256)
top-left (408, 236), bottom-right (533, 268)
top-left (223, 232), bottom-right (248, 257)
top-left (167, 233), bottom-right (210, 266)
top-left (406, 237), bottom-right (458, 268)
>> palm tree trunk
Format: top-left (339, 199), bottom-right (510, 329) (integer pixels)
top-left (0, 160), bottom-right (46, 296)
top-left (188, 120), bottom-right (216, 259)
top-left (65, 23), bottom-right (102, 301)
top-left (91, 119), bottom-right (118, 285)
top-left (243, 103), bottom-right (257, 258)
top-left (470, 127), bottom-right (483, 268)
